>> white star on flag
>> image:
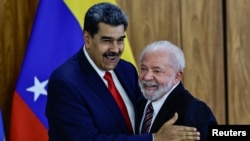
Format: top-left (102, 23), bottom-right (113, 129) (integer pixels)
top-left (26, 76), bottom-right (48, 101)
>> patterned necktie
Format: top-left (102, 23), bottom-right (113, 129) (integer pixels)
top-left (141, 102), bottom-right (153, 133)
top-left (104, 71), bottom-right (133, 134)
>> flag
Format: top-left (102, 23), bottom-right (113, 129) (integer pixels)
top-left (0, 109), bottom-right (5, 141)
top-left (64, 0), bottom-right (137, 66)
top-left (9, 0), bottom-right (136, 141)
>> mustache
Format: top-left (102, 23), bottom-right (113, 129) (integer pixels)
top-left (141, 80), bottom-right (158, 86)
top-left (103, 51), bottom-right (121, 57)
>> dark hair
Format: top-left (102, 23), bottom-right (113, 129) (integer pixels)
top-left (83, 2), bottom-right (128, 37)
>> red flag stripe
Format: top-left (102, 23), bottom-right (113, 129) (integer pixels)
top-left (9, 91), bottom-right (48, 141)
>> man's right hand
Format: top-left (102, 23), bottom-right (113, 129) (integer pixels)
top-left (153, 112), bottom-right (200, 141)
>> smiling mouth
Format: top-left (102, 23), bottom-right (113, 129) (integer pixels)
top-left (106, 56), bottom-right (117, 60)
top-left (104, 52), bottom-right (120, 62)
top-left (144, 85), bottom-right (157, 90)
top-left (104, 55), bottom-right (119, 64)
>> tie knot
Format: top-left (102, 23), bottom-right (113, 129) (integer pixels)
top-left (104, 71), bottom-right (112, 81)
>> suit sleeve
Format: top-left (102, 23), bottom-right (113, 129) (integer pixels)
top-left (185, 100), bottom-right (218, 141)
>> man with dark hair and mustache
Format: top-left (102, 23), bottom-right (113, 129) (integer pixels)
top-left (138, 40), bottom-right (217, 141)
top-left (46, 2), bottom-right (200, 141)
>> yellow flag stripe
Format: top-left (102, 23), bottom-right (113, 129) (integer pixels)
top-left (63, 0), bottom-right (137, 68)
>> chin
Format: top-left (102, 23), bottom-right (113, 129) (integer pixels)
top-left (103, 64), bottom-right (116, 70)
top-left (144, 92), bottom-right (164, 101)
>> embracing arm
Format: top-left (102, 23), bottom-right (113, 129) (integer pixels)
top-left (154, 113), bottom-right (200, 141)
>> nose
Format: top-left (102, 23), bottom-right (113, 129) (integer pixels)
top-left (110, 41), bottom-right (120, 52)
top-left (141, 70), bottom-right (153, 80)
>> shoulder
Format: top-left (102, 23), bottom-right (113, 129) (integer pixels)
top-left (117, 59), bottom-right (137, 71)
top-left (116, 59), bottom-right (138, 76)
top-left (49, 52), bottom-right (80, 81)
top-left (175, 86), bottom-right (217, 121)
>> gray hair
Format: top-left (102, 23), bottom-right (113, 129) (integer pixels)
top-left (139, 40), bottom-right (186, 71)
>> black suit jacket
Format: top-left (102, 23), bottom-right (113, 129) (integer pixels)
top-left (140, 82), bottom-right (217, 141)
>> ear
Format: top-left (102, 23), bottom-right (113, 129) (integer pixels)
top-left (175, 71), bottom-right (183, 82)
top-left (84, 31), bottom-right (90, 47)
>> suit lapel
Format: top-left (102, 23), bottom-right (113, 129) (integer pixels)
top-left (77, 50), bottom-right (130, 133)
top-left (150, 83), bottom-right (184, 133)
top-left (114, 69), bottom-right (137, 105)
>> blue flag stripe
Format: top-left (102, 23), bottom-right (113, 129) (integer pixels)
top-left (16, 0), bottom-right (83, 128)
top-left (0, 110), bottom-right (5, 141)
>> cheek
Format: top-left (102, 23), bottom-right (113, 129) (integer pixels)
top-left (157, 76), bottom-right (173, 86)
top-left (119, 45), bottom-right (125, 52)
top-left (170, 75), bottom-right (178, 85)
top-left (153, 76), bottom-right (165, 85)
top-left (138, 73), bottom-right (144, 80)
top-left (93, 45), bottom-right (107, 55)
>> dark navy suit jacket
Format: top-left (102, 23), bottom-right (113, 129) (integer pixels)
top-left (140, 82), bottom-right (217, 141)
top-left (45, 49), bottom-right (151, 141)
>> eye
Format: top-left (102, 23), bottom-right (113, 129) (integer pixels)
top-left (153, 70), bottom-right (160, 73)
top-left (153, 69), bottom-right (163, 74)
top-left (117, 38), bottom-right (124, 44)
top-left (117, 38), bottom-right (124, 42)
top-left (102, 39), bottom-right (112, 42)
top-left (140, 67), bottom-right (147, 72)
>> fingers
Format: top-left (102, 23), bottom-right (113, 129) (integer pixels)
top-left (175, 125), bottom-right (199, 135)
top-left (182, 134), bottom-right (200, 141)
top-left (181, 131), bottom-right (200, 141)
top-left (156, 112), bottom-right (200, 141)
top-left (178, 126), bottom-right (197, 131)
top-left (177, 126), bottom-right (200, 141)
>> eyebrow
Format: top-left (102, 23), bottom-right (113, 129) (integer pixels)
top-left (101, 35), bottom-right (126, 40)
